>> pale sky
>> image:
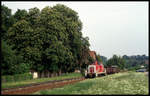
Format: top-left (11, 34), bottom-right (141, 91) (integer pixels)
top-left (2, 1), bottom-right (149, 59)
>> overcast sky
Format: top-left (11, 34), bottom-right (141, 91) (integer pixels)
top-left (2, 1), bottom-right (149, 59)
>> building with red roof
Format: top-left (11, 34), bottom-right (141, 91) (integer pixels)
top-left (89, 51), bottom-right (96, 60)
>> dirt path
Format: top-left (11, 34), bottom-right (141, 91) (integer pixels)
top-left (1, 77), bottom-right (85, 95)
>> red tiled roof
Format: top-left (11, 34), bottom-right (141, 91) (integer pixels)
top-left (89, 51), bottom-right (96, 60)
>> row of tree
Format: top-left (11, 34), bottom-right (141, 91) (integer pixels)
top-left (96, 54), bottom-right (148, 70)
top-left (106, 55), bottom-right (125, 69)
top-left (123, 55), bottom-right (149, 70)
top-left (1, 4), bottom-right (93, 75)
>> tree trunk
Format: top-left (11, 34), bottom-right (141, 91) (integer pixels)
top-left (59, 69), bottom-right (62, 76)
top-left (41, 71), bottom-right (44, 78)
top-left (37, 72), bottom-right (41, 78)
top-left (47, 71), bottom-right (50, 78)
top-left (51, 72), bottom-right (54, 77)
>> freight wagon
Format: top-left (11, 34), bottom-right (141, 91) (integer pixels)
top-left (106, 66), bottom-right (120, 74)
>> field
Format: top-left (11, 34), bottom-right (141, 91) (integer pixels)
top-left (2, 73), bottom-right (82, 89)
top-left (34, 71), bottom-right (149, 95)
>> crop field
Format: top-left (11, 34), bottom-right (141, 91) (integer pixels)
top-left (34, 71), bottom-right (149, 95)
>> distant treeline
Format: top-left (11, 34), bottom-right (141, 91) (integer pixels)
top-left (99, 54), bottom-right (149, 71)
top-left (123, 55), bottom-right (149, 70)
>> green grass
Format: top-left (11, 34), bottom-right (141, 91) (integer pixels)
top-left (2, 73), bottom-right (82, 89)
top-left (34, 71), bottom-right (149, 95)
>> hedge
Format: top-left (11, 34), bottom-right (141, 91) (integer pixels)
top-left (2, 73), bottom-right (33, 83)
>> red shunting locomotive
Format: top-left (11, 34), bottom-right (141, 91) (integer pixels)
top-left (85, 61), bottom-right (107, 78)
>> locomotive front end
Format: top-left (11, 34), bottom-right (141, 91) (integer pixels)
top-left (85, 65), bottom-right (96, 78)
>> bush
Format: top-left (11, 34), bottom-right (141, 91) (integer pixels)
top-left (5, 75), bottom-right (14, 82)
top-left (80, 69), bottom-right (85, 76)
top-left (2, 73), bottom-right (33, 83)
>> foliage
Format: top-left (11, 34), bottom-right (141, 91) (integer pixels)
top-left (2, 73), bottom-right (32, 83)
top-left (96, 54), bottom-right (102, 63)
top-left (100, 55), bottom-right (107, 66)
top-left (1, 5), bottom-right (15, 40)
top-left (1, 40), bottom-right (30, 75)
top-left (88, 56), bottom-right (95, 64)
top-left (13, 9), bottom-right (28, 22)
top-left (4, 4), bottom-right (91, 75)
top-left (1, 6), bottom-right (31, 75)
top-left (106, 55), bottom-right (125, 69)
top-left (123, 55), bottom-right (149, 70)
top-left (77, 37), bottom-right (91, 70)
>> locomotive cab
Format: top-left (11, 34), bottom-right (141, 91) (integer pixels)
top-left (85, 61), bottom-right (107, 78)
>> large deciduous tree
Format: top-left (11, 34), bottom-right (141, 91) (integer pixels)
top-left (1, 5), bottom-right (15, 40)
top-left (6, 4), bottom-right (91, 76)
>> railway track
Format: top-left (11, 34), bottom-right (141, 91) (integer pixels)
top-left (1, 77), bottom-right (85, 95)
top-left (1, 70), bottom-right (121, 95)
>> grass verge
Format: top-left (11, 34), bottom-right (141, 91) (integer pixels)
top-left (34, 71), bottom-right (149, 95)
top-left (2, 72), bottom-right (82, 89)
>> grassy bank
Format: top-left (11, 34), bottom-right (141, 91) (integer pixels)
top-left (2, 73), bottom-right (82, 89)
top-left (34, 71), bottom-right (149, 95)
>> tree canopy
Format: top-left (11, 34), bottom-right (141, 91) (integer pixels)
top-left (2, 4), bottom-right (91, 75)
